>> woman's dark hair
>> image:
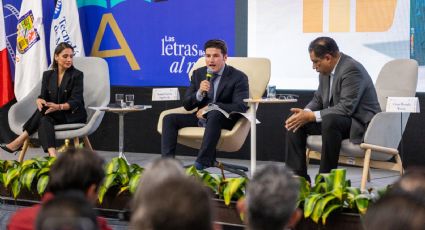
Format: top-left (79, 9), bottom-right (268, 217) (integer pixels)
top-left (47, 148), bottom-right (105, 194)
top-left (204, 39), bottom-right (227, 56)
top-left (52, 42), bottom-right (74, 71)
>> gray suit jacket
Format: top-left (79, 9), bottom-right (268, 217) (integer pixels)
top-left (305, 53), bottom-right (381, 143)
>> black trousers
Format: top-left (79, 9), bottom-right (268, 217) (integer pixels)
top-left (23, 109), bottom-right (67, 152)
top-left (161, 110), bottom-right (236, 166)
top-left (285, 114), bottom-right (351, 178)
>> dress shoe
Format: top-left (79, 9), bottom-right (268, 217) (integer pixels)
top-left (194, 161), bottom-right (208, 170)
top-left (0, 143), bottom-right (21, 155)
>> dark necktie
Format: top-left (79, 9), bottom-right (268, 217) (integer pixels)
top-left (208, 73), bottom-right (219, 102)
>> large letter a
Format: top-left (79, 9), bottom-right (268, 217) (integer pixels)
top-left (91, 13), bottom-right (140, 70)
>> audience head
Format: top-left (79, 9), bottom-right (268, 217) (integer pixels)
top-left (242, 164), bottom-right (301, 230)
top-left (36, 191), bottom-right (98, 230)
top-left (47, 148), bottom-right (105, 201)
top-left (52, 42), bottom-right (75, 71)
top-left (130, 176), bottom-right (214, 230)
top-left (132, 158), bottom-right (185, 210)
top-left (363, 192), bottom-right (425, 230)
top-left (391, 167), bottom-right (425, 194)
top-left (308, 37), bottom-right (340, 76)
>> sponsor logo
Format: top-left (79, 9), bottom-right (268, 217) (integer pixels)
top-left (53, 0), bottom-right (63, 19)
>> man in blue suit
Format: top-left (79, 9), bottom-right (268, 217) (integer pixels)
top-left (161, 39), bottom-right (249, 170)
top-left (285, 37), bottom-right (381, 181)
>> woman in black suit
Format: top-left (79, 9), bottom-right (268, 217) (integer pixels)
top-left (0, 42), bottom-right (87, 157)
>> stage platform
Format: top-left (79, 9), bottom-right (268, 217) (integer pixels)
top-left (0, 148), bottom-right (400, 229)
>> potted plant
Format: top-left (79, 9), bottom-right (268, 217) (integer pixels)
top-left (296, 168), bottom-right (383, 229)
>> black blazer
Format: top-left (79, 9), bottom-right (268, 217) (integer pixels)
top-left (183, 65), bottom-right (249, 114)
top-left (38, 66), bottom-right (87, 123)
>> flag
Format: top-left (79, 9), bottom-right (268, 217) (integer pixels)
top-left (14, 0), bottom-right (47, 101)
top-left (0, 0), bottom-right (15, 107)
top-left (50, 0), bottom-right (85, 58)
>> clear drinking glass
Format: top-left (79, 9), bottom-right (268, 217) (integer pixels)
top-left (125, 94), bottom-right (135, 108)
top-left (115, 94), bottom-right (125, 108)
top-left (267, 85), bottom-right (276, 99)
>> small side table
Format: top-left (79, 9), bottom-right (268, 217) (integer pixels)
top-left (91, 105), bottom-right (152, 160)
top-left (243, 98), bottom-right (297, 175)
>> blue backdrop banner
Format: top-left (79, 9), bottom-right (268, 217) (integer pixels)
top-left (77, 0), bottom-right (236, 87)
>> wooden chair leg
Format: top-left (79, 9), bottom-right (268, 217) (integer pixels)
top-left (18, 138), bottom-right (30, 163)
top-left (305, 148), bottom-right (311, 167)
top-left (83, 136), bottom-right (93, 150)
top-left (74, 137), bottom-right (80, 148)
top-left (395, 154), bottom-right (404, 176)
top-left (361, 149), bottom-right (372, 192)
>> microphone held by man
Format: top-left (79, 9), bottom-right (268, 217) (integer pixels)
top-left (202, 68), bottom-right (214, 97)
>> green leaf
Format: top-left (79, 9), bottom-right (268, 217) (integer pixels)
top-left (47, 157), bottom-right (56, 167)
top-left (105, 158), bottom-right (121, 174)
top-left (20, 168), bottom-right (39, 191)
top-left (223, 178), bottom-right (246, 205)
top-left (102, 174), bottom-right (117, 190)
top-left (298, 176), bottom-right (311, 202)
top-left (117, 186), bottom-right (129, 196)
top-left (354, 194), bottom-right (370, 214)
top-left (303, 193), bottom-right (322, 218)
top-left (321, 204), bottom-right (342, 225)
top-left (37, 168), bottom-right (50, 178)
top-left (98, 185), bottom-right (107, 204)
top-left (331, 169), bottom-right (346, 200)
top-left (202, 171), bottom-right (220, 193)
top-left (5, 167), bottom-right (21, 187)
top-left (311, 194), bottom-right (338, 224)
top-left (129, 173), bottom-right (142, 194)
top-left (185, 165), bottom-right (201, 179)
top-left (119, 172), bottom-right (129, 186)
top-left (129, 164), bottom-right (143, 174)
top-left (21, 159), bottom-right (36, 169)
top-left (37, 175), bottom-right (49, 195)
top-left (11, 179), bottom-right (21, 199)
top-left (116, 157), bottom-right (130, 175)
top-left (5, 160), bottom-right (19, 171)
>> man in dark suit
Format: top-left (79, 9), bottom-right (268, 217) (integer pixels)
top-left (285, 37), bottom-right (381, 180)
top-left (161, 39), bottom-right (249, 170)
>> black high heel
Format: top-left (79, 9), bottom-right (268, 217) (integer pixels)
top-left (0, 143), bottom-right (21, 155)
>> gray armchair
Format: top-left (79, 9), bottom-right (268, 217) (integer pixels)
top-left (306, 59), bottom-right (418, 191)
top-left (8, 57), bottom-right (110, 161)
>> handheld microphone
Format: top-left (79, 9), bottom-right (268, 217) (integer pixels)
top-left (202, 68), bottom-right (214, 97)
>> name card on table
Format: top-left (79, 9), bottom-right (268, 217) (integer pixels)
top-left (152, 88), bottom-right (180, 101)
top-left (386, 97), bottom-right (420, 113)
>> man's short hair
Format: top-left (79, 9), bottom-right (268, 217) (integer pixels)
top-left (246, 164), bottom-right (300, 230)
top-left (36, 192), bottom-right (98, 230)
top-left (132, 158), bottom-right (185, 211)
top-left (47, 148), bottom-right (105, 194)
top-left (363, 192), bottom-right (425, 230)
top-left (130, 176), bottom-right (213, 230)
top-left (308, 37), bottom-right (339, 58)
top-left (204, 39), bottom-right (228, 56)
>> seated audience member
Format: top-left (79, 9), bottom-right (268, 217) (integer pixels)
top-left (363, 168), bottom-right (425, 230)
top-left (130, 176), bottom-right (214, 230)
top-left (238, 164), bottom-right (301, 230)
top-left (36, 192), bottom-right (98, 230)
top-left (0, 42), bottom-right (87, 157)
top-left (132, 158), bottom-right (186, 211)
top-left (363, 192), bottom-right (425, 230)
top-left (161, 39), bottom-right (249, 170)
top-left (8, 148), bottom-right (111, 230)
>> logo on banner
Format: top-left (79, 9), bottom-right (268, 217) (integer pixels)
top-left (77, 0), bottom-right (127, 8)
top-left (16, 10), bottom-right (40, 54)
